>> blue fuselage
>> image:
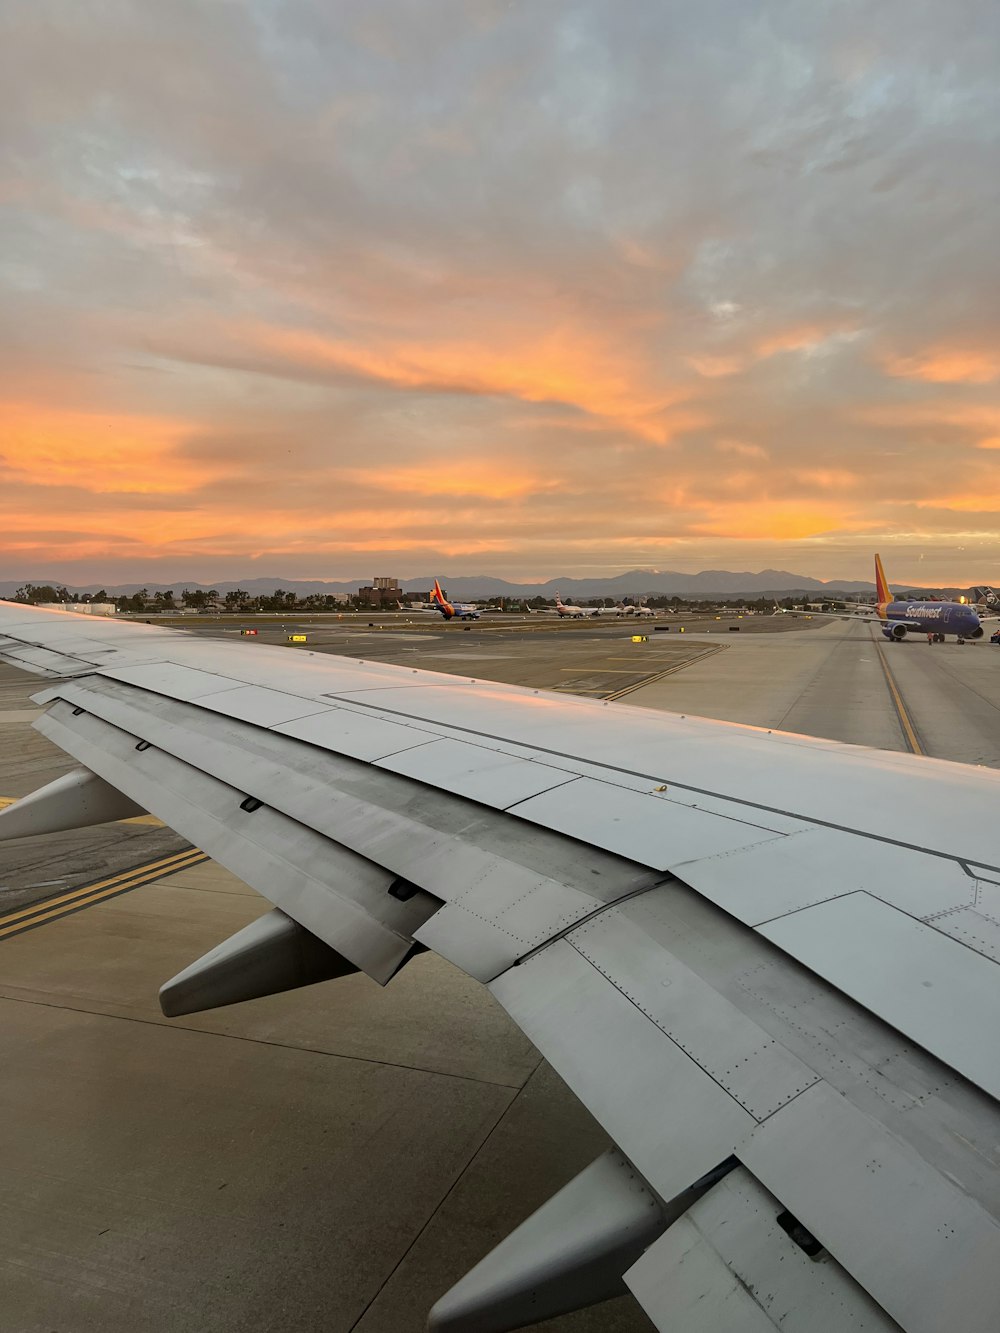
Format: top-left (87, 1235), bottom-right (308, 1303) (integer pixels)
top-left (883, 601), bottom-right (982, 639)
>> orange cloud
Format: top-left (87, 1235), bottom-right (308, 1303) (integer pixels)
top-left (692, 505), bottom-right (852, 540)
top-left (686, 354), bottom-right (745, 378)
top-left (852, 399), bottom-right (1000, 445)
top-left (755, 324), bottom-right (854, 358)
top-left (349, 465), bottom-right (558, 501)
top-left (0, 402), bottom-right (208, 493)
top-left (233, 322), bottom-right (701, 443)
top-left (686, 322), bottom-right (859, 381)
top-left (883, 348), bottom-right (1000, 384)
top-left (793, 468), bottom-right (860, 489)
top-left (715, 438), bottom-right (769, 459)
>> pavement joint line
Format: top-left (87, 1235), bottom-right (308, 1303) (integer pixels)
top-left (0, 992), bottom-right (528, 1090)
top-left (0, 848), bottom-right (206, 937)
top-left (347, 1054), bottom-right (545, 1331)
top-left (604, 644), bottom-right (727, 701)
top-left (871, 628), bottom-right (924, 755)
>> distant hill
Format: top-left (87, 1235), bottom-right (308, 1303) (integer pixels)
top-left (0, 567), bottom-right (936, 600)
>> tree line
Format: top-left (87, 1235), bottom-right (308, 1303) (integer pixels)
top-left (9, 584), bottom-right (363, 613)
top-left (10, 585), bottom-right (840, 615)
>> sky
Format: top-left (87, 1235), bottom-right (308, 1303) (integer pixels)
top-left (2, 0), bottom-right (1000, 588)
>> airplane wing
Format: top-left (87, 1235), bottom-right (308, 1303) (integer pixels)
top-left (777, 607), bottom-right (928, 630)
top-left (3, 601), bottom-right (1000, 1331)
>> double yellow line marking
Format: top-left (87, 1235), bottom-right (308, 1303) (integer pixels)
top-left (871, 629), bottom-right (924, 755)
top-left (0, 847), bottom-right (208, 941)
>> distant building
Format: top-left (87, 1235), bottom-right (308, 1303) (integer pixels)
top-left (37, 602), bottom-right (117, 616)
top-left (358, 577), bottom-right (401, 608)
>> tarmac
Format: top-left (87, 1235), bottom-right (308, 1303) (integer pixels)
top-left (2, 613), bottom-right (999, 1330)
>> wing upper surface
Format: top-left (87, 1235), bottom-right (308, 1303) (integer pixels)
top-left (4, 600), bottom-right (1000, 1330)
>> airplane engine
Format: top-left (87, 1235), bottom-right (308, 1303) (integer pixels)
top-left (883, 624), bottom-right (907, 640)
top-left (970, 625), bottom-right (985, 639)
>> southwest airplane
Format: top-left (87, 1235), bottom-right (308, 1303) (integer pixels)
top-left (787, 554), bottom-right (994, 642)
top-left (429, 579), bottom-right (481, 621)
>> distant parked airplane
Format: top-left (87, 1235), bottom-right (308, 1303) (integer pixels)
top-left (971, 586), bottom-right (1000, 611)
top-left (592, 599), bottom-right (656, 618)
top-left (554, 595), bottom-right (587, 619)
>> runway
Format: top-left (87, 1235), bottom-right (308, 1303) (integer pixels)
top-left (2, 615), bottom-right (999, 1331)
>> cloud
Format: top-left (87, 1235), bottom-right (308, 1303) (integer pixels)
top-left (2, 0), bottom-right (1000, 586)
top-left (0, 402), bottom-right (212, 493)
top-left (883, 348), bottom-right (1000, 385)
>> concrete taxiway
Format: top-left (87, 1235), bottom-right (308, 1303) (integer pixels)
top-left (2, 616), bottom-right (999, 1330)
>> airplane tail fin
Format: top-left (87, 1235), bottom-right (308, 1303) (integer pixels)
top-left (431, 579), bottom-right (454, 618)
top-left (874, 553), bottom-right (892, 608)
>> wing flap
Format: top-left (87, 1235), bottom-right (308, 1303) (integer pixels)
top-left (759, 892), bottom-right (1000, 1102)
top-left (738, 1081), bottom-right (1000, 1333)
top-left (34, 702), bottom-right (440, 984)
top-left (625, 1167), bottom-right (902, 1332)
top-left (33, 679), bottom-right (655, 981)
top-left (626, 1215), bottom-right (778, 1332)
top-left (1, 644), bottom-right (92, 676)
top-left (490, 940), bottom-right (756, 1202)
top-left (0, 602), bottom-right (186, 677)
top-left (566, 906), bottom-right (819, 1119)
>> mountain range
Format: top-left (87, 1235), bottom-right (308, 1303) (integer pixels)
top-left (0, 568), bottom-right (944, 600)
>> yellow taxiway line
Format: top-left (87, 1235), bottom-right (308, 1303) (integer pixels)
top-left (0, 846), bottom-right (208, 940)
top-left (872, 631), bottom-right (924, 755)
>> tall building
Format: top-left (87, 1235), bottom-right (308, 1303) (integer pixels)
top-left (357, 577), bottom-right (401, 608)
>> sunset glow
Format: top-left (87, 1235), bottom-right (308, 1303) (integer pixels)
top-left (3, 2), bottom-right (1000, 588)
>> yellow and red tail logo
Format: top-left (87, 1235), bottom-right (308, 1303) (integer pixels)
top-left (431, 579), bottom-right (455, 617)
top-left (874, 553), bottom-right (892, 613)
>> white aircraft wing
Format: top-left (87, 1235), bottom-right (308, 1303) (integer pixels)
top-left (2, 601), bottom-right (1000, 1332)
top-left (777, 607), bottom-right (929, 630)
